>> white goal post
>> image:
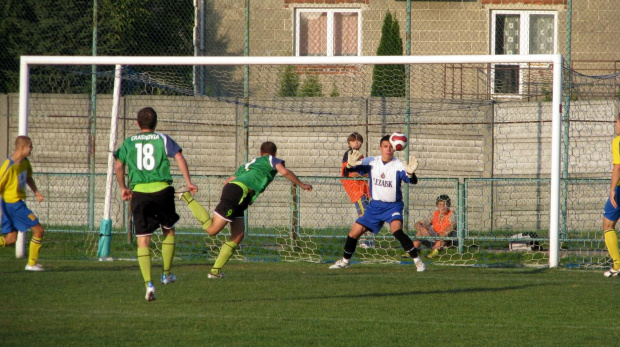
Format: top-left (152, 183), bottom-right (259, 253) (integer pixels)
top-left (17, 54), bottom-right (563, 267)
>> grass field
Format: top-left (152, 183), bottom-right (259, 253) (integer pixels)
top-left (1, 253), bottom-right (619, 346)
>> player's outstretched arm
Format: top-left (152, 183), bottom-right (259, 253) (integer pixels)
top-left (276, 163), bottom-right (313, 191)
top-left (174, 152), bottom-right (198, 194)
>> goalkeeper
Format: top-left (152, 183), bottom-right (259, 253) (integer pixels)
top-left (329, 135), bottom-right (426, 272)
top-left (177, 141), bottom-right (312, 278)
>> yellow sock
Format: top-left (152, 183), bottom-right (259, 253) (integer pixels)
top-left (211, 241), bottom-right (238, 275)
top-left (181, 192), bottom-right (212, 229)
top-left (162, 235), bottom-right (175, 276)
top-left (27, 237), bottom-right (43, 266)
top-left (0, 236), bottom-right (5, 247)
top-left (137, 247), bottom-right (152, 286)
top-left (604, 230), bottom-right (620, 270)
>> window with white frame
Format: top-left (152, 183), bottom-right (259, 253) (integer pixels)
top-left (491, 10), bottom-right (557, 95)
top-left (295, 8), bottom-right (362, 57)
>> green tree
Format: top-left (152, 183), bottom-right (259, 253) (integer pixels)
top-left (370, 11), bottom-right (406, 97)
top-left (299, 75), bottom-right (323, 97)
top-left (0, 0), bottom-right (92, 93)
top-left (278, 65), bottom-right (299, 96)
top-left (0, 0), bottom-right (194, 94)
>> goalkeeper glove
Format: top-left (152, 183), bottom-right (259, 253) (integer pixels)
top-left (404, 156), bottom-right (419, 176)
top-left (346, 149), bottom-right (363, 168)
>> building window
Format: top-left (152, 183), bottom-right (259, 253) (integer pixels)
top-left (295, 9), bottom-right (361, 57)
top-left (491, 10), bottom-right (557, 95)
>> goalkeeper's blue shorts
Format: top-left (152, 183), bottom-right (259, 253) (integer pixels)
top-left (356, 200), bottom-right (404, 234)
top-left (603, 186), bottom-right (620, 222)
top-left (1, 199), bottom-right (39, 234)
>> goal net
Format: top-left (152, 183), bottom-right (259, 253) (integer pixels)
top-left (14, 54), bottom-right (592, 269)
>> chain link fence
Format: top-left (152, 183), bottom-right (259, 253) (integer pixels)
top-left (1, 0), bottom-right (620, 267)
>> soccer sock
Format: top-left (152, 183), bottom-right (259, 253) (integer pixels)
top-left (181, 192), bottom-right (212, 229)
top-left (211, 241), bottom-right (238, 275)
top-left (137, 247), bottom-right (152, 286)
top-left (0, 236), bottom-right (5, 247)
top-left (604, 229), bottom-right (620, 270)
top-left (162, 235), bottom-right (175, 276)
top-left (27, 237), bottom-right (43, 266)
top-left (393, 229), bottom-right (419, 258)
top-left (343, 236), bottom-right (358, 260)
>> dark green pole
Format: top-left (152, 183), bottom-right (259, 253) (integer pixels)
top-left (88, 0), bottom-right (98, 230)
top-left (561, 0), bottom-right (572, 239)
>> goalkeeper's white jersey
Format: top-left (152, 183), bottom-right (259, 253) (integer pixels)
top-left (357, 156), bottom-right (413, 203)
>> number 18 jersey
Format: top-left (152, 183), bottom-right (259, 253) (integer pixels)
top-left (114, 132), bottom-right (181, 189)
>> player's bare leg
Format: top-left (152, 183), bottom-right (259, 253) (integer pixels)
top-left (0, 231), bottom-right (18, 247)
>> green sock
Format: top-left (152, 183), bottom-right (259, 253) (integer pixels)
top-left (162, 235), bottom-right (175, 276)
top-left (604, 230), bottom-right (620, 270)
top-left (181, 192), bottom-right (212, 229)
top-left (137, 247), bottom-right (152, 286)
top-left (27, 237), bottom-right (43, 266)
top-left (211, 241), bottom-right (238, 275)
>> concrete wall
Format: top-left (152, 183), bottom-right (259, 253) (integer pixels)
top-left (1, 93), bottom-right (618, 234)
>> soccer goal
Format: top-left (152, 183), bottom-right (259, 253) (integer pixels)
top-left (16, 54), bottom-right (567, 267)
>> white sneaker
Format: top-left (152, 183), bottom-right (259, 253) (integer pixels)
top-left (25, 264), bottom-right (45, 271)
top-left (145, 282), bottom-right (156, 302)
top-left (414, 257), bottom-right (426, 272)
top-left (161, 273), bottom-right (177, 284)
top-left (208, 272), bottom-right (225, 279)
top-left (329, 259), bottom-right (350, 269)
top-left (174, 187), bottom-right (190, 201)
top-left (604, 267), bottom-right (620, 277)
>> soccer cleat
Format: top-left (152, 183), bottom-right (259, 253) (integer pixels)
top-left (208, 272), bottom-right (225, 279)
top-left (329, 259), bottom-right (350, 269)
top-left (414, 257), bottom-right (426, 272)
top-left (427, 249), bottom-right (439, 259)
top-left (25, 264), bottom-right (45, 271)
top-left (145, 282), bottom-right (156, 302)
top-left (161, 273), bottom-right (177, 284)
top-left (359, 240), bottom-right (375, 249)
top-left (174, 187), bottom-right (191, 201)
top-left (604, 267), bottom-right (620, 277)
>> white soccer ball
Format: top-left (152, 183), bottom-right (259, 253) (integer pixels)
top-left (389, 132), bottom-right (408, 151)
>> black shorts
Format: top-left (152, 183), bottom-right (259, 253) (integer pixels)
top-left (131, 186), bottom-right (180, 236)
top-left (214, 183), bottom-right (254, 222)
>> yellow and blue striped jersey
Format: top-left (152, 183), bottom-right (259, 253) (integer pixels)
top-left (0, 157), bottom-right (33, 203)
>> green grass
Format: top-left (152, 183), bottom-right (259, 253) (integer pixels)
top-left (1, 253), bottom-right (619, 346)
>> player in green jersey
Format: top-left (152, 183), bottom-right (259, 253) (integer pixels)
top-left (114, 107), bottom-right (197, 301)
top-left (177, 141), bottom-right (312, 278)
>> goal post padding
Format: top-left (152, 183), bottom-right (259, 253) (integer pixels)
top-left (17, 54), bottom-right (563, 267)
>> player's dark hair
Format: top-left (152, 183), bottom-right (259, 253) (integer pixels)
top-left (380, 134), bottom-right (390, 145)
top-left (137, 107), bottom-right (158, 130)
top-left (436, 194), bottom-right (451, 208)
top-left (15, 135), bottom-right (31, 149)
top-left (347, 132), bottom-right (364, 145)
top-left (260, 141), bottom-right (277, 155)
